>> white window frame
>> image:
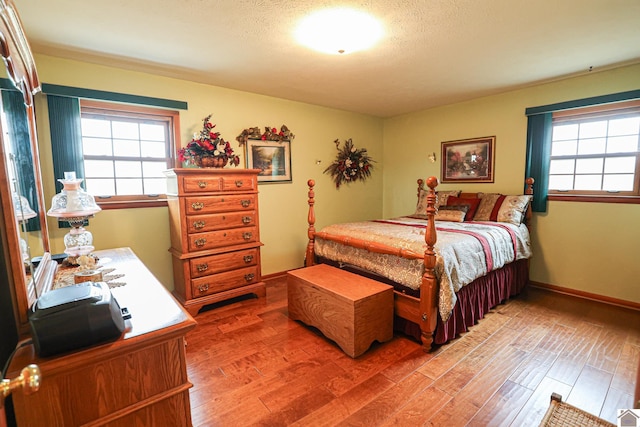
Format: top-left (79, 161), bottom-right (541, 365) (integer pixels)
top-left (79, 100), bottom-right (180, 209)
top-left (548, 99), bottom-right (640, 204)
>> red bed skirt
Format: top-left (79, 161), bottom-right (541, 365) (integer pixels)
top-left (395, 258), bottom-right (529, 345)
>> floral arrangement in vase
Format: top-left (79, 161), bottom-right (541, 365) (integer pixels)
top-left (179, 114), bottom-right (240, 168)
top-left (323, 138), bottom-right (375, 188)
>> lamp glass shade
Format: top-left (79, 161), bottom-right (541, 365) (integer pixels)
top-left (46, 172), bottom-right (101, 258)
top-left (47, 176), bottom-right (101, 218)
top-left (12, 192), bottom-right (37, 221)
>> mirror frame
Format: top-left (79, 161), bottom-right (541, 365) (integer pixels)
top-left (0, 0), bottom-right (55, 334)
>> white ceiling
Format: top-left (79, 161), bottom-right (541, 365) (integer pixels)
top-left (13, 0), bottom-right (640, 118)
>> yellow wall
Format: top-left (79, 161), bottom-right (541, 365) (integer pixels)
top-left (383, 63), bottom-right (640, 304)
top-left (30, 53), bottom-right (640, 304)
top-left (33, 54), bottom-right (384, 289)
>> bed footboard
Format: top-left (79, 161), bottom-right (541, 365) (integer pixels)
top-left (304, 176), bottom-right (535, 352)
top-left (304, 177), bottom-right (441, 352)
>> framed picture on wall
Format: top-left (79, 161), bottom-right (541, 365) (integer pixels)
top-left (441, 136), bottom-right (495, 183)
top-left (246, 139), bottom-right (292, 183)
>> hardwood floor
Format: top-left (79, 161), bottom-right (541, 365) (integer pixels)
top-left (185, 277), bottom-right (640, 426)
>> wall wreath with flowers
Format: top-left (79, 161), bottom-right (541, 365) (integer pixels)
top-left (236, 125), bottom-right (295, 145)
top-left (324, 138), bottom-right (375, 189)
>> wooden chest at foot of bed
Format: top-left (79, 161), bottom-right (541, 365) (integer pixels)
top-left (287, 264), bottom-right (394, 358)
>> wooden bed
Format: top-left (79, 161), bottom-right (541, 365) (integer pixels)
top-left (304, 176), bottom-right (534, 351)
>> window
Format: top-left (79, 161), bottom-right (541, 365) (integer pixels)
top-left (548, 100), bottom-right (640, 199)
top-left (80, 100), bottom-right (179, 208)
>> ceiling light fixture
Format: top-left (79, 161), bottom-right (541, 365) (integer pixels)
top-left (295, 8), bottom-right (383, 55)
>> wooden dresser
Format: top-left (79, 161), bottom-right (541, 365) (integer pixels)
top-left (164, 168), bottom-right (265, 316)
top-left (6, 247), bottom-right (197, 426)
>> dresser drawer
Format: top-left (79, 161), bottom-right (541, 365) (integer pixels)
top-left (221, 175), bottom-right (257, 192)
top-left (187, 211), bottom-right (257, 233)
top-left (181, 175), bottom-right (222, 193)
top-left (181, 174), bottom-right (257, 194)
top-left (189, 248), bottom-right (259, 279)
top-left (191, 265), bottom-right (259, 297)
top-left (185, 194), bottom-right (257, 215)
top-left (188, 226), bottom-right (258, 252)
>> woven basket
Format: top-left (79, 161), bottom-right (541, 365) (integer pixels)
top-left (539, 393), bottom-right (615, 427)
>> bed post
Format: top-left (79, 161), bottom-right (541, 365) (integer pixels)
top-left (524, 177), bottom-right (534, 225)
top-left (420, 176), bottom-right (439, 351)
top-left (305, 179), bottom-right (316, 267)
top-left (525, 177), bottom-right (534, 195)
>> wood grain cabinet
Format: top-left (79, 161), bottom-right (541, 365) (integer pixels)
top-left (7, 248), bottom-right (197, 426)
top-left (164, 168), bottom-right (266, 316)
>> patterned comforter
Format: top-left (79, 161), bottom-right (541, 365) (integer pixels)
top-left (314, 217), bottom-right (532, 322)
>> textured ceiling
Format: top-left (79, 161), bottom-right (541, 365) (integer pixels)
top-left (13, 0), bottom-right (640, 118)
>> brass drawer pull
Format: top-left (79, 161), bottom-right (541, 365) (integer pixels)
top-left (196, 263), bottom-right (208, 272)
top-left (198, 284), bottom-right (209, 293)
top-left (243, 255), bottom-right (254, 263)
top-left (242, 216), bottom-right (251, 224)
top-left (198, 181), bottom-right (207, 188)
top-left (243, 232), bottom-right (252, 241)
top-left (244, 273), bottom-right (255, 282)
top-left (194, 238), bottom-right (207, 247)
top-left (241, 199), bottom-right (251, 208)
top-left (1, 364), bottom-right (40, 398)
top-left (193, 220), bottom-right (205, 230)
top-left (235, 180), bottom-right (243, 187)
top-left (191, 202), bottom-right (204, 211)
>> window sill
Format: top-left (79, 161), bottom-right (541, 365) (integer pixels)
top-left (548, 194), bottom-right (640, 204)
top-left (96, 198), bottom-right (168, 210)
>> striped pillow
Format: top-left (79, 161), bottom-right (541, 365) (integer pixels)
top-left (473, 193), bottom-right (532, 224)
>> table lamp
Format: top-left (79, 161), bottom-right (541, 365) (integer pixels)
top-left (12, 191), bottom-right (37, 265)
top-left (46, 171), bottom-right (101, 262)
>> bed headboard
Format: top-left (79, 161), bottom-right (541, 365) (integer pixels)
top-left (417, 177), bottom-right (534, 225)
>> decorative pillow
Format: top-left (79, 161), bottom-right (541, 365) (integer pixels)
top-left (414, 189), bottom-right (460, 216)
top-left (496, 195), bottom-right (532, 225)
top-left (445, 196), bottom-right (481, 221)
top-left (436, 190), bottom-right (461, 210)
top-left (435, 206), bottom-right (467, 222)
top-left (474, 193), bottom-right (505, 221)
top-left (439, 205), bottom-right (469, 213)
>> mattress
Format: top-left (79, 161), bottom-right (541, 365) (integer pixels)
top-left (314, 216), bottom-right (532, 321)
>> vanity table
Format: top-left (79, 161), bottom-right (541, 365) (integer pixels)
top-left (6, 247), bottom-right (196, 426)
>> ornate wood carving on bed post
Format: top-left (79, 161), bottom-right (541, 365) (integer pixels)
top-left (524, 177), bottom-right (534, 225)
top-left (305, 179), bottom-right (317, 267)
top-left (420, 176), bottom-right (440, 351)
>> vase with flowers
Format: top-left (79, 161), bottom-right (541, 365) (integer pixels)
top-left (178, 114), bottom-right (240, 168)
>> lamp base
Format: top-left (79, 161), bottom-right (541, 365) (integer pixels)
top-left (63, 251), bottom-right (98, 267)
top-left (64, 245), bottom-right (96, 257)
top-left (63, 222), bottom-right (94, 259)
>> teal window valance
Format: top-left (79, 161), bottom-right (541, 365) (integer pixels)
top-left (41, 83), bottom-right (188, 110)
